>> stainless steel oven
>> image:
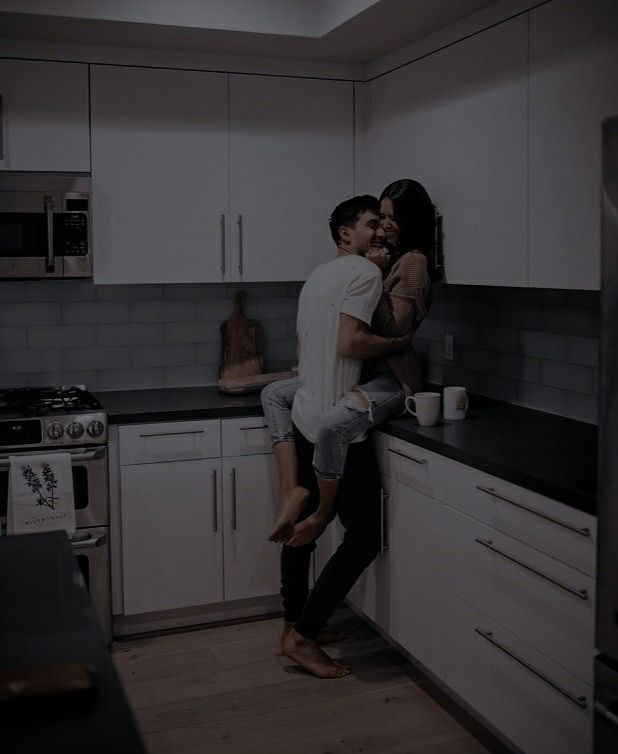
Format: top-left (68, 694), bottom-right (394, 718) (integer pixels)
top-left (71, 526), bottom-right (111, 642)
top-left (0, 175), bottom-right (92, 279)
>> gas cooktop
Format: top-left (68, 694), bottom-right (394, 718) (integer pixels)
top-left (0, 386), bottom-right (107, 451)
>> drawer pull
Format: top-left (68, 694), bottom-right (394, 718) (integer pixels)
top-left (212, 469), bottom-right (218, 533)
top-left (388, 448), bottom-right (427, 466)
top-left (476, 485), bottom-right (591, 538)
top-left (239, 425), bottom-right (269, 431)
top-left (474, 628), bottom-right (588, 710)
top-left (379, 488), bottom-right (389, 556)
top-left (231, 467), bottom-right (237, 531)
top-left (474, 538), bottom-right (589, 600)
top-left (139, 430), bottom-right (205, 439)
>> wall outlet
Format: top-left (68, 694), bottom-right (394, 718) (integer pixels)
top-left (444, 334), bottom-right (454, 361)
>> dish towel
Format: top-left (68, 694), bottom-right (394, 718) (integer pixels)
top-left (7, 453), bottom-right (76, 536)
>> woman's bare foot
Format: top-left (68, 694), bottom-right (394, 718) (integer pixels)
top-left (278, 622), bottom-right (346, 654)
top-left (286, 513), bottom-right (328, 547)
top-left (281, 628), bottom-right (349, 679)
top-left (269, 485), bottom-right (309, 542)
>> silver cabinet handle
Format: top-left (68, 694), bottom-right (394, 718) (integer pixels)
top-left (476, 485), bottom-right (590, 537)
top-left (379, 488), bottom-right (389, 556)
top-left (475, 628), bottom-right (588, 710)
top-left (231, 467), bottom-right (237, 531)
top-left (212, 469), bottom-right (218, 532)
top-left (44, 194), bottom-right (55, 273)
top-left (0, 448), bottom-right (105, 469)
top-left (0, 94), bottom-right (4, 161)
top-left (388, 447), bottom-right (427, 465)
top-left (220, 213), bottom-right (226, 276)
top-left (237, 214), bottom-right (243, 276)
top-left (139, 430), bottom-right (204, 438)
top-left (474, 537), bottom-right (589, 601)
top-left (70, 532), bottom-right (107, 549)
top-left (239, 424), bottom-right (268, 431)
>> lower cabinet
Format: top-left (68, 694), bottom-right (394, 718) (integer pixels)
top-left (221, 455), bottom-right (280, 602)
top-left (121, 457), bottom-right (223, 615)
top-left (347, 477), bottom-right (445, 678)
top-left (444, 593), bottom-right (593, 754)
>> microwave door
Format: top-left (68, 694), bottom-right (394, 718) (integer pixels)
top-left (0, 192), bottom-right (64, 278)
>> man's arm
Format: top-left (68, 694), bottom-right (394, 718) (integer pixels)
top-left (337, 313), bottom-right (409, 360)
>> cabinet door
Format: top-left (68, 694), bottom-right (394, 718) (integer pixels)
top-left (91, 66), bottom-right (229, 284)
top-left (221, 455), bottom-right (281, 601)
top-left (369, 16), bottom-right (528, 286)
top-left (229, 75), bottom-right (353, 282)
top-left (528, 0), bottom-right (618, 290)
top-left (0, 60), bottom-right (90, 172)
top-left (121, 458), bottom-right (222, 614)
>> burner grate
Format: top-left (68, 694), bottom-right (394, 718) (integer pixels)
top-left (0, 386), bottom-right (102, 416)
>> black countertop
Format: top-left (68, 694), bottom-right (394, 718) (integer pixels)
top-left (0, 531), bottom-right (145, 754)
top-left (97, 387), bottom-right (597, 516)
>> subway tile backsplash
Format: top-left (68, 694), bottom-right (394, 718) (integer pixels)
top-left (0, 281), bottom-right (301, 393)
top-left (0, 280), bottom-right (600, 424)
top-left (414, 284), bottom-right (600, 424)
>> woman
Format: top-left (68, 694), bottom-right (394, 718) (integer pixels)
top-left (262, 178), bottom-right (435, 547)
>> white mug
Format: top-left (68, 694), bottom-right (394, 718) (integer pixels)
top-left (405, 392), bottom-right (441, 427)
top-left (443, 386), bottom-right (468, 420)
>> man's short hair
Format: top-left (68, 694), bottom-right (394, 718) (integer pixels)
top-left (329, 195), bottom-right (380, 244)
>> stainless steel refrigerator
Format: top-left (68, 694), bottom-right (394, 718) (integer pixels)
top-left (595, 115), bottom-right (618, 750)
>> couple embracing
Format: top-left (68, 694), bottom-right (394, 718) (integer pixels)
top-left (261, 178), bottom-right (436, 678)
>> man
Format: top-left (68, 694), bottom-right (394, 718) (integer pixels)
top-left (280, 195), bottom-right (409, 678)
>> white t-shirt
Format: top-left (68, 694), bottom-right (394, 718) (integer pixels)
top-left (291, 254), bottom-right (383, 443)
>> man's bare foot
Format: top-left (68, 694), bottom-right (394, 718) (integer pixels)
top-left (278, 622), bottom-right (346, 654)
top-left (269, 485), bottom-right (309, 542)
top-left (286, 513), bottom-right (328, 547)
top-left (281, 628), bottom-right (349, 679)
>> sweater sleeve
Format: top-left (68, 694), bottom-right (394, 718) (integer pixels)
top-left (372, 252), bottom-right (429, 337)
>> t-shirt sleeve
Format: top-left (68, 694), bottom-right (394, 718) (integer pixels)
top-left (340, 266), bottom-right (383, 326)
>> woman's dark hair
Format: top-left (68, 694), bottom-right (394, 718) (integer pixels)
top-left (329, 194), bottom-right (380, 244)
top-left (379, 179), bottom-right (437, 276)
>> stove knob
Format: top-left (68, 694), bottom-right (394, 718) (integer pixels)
top-left (87, 420), bottom-right (105, 438)
top-left (66, 421), bottom-right (84, 439)
top-left (47, 422), bottom-right (64, 440)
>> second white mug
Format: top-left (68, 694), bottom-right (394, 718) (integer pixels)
top-left (404, 391), bottom-right (441, 427)
top-left (443, 386), bottom-right (468, 420)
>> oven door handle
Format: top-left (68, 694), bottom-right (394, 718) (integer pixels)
top-left (70, 532), bottom-right (107, 549)
top-left (0, 448), bottom-right (106, 469)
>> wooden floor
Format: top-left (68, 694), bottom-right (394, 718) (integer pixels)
top-left (113, 611), bottom-right (493, 754)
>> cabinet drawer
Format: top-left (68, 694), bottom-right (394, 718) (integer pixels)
top-left (444, 594), bottom-right (592, 754)
top-left (222, 417), bottom-right (272, 457)
top-left (119, 420), bottom-right (220, 465)
top-left (442, 458), bottom-right (596, 576)
top-left (444, 504), bottom-right (595, 683)
top-left (376, 433), bottom-right (443, 498)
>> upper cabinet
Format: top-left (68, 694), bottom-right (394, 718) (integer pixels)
top-left (91, 65), bottom-right (229, 284)
top-left (0, 60), bottom-right (90, 172)
top-left (368, 16), bottom-right (528, 286)
top-left (528, 0), bottom-right (618, 290)
top-left (229, 75), bottom-right (353, 282)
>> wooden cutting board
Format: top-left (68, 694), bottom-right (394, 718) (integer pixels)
top-left (219, 290), bottom-right (264, 380)
top-left (218, 370), bottom-right (295, 395)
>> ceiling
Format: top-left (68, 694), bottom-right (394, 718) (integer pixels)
top-left (0, 0), bottom-right (499, 64)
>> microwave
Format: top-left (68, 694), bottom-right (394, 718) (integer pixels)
top-left (0, 177), bottom-right (92, 279)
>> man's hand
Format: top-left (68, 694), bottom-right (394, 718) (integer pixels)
top-left (366, 249), bottom-right (390, 272)
top-left (338, 314), bottom-right (409, 359)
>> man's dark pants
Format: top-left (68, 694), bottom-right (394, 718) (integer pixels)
top-left (281, 424), bottom-right (382, 640)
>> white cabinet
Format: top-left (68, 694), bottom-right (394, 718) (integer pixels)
top-left (91, 65), bottom-right (229, 284)
top-left (528, 0), bottom-right (618, 290)
top-left (0, 60), bottom-right (90, 172)
top-left (369, 16), bottom-right (528, 286)
top-left (221, 455), bottom-right (280, 601)
top-left (349, 479), bottom-right (445, 676)
top-left (121, 457), bottom-right (223, 615)
top-left (229, 74), bottom-right (354, 282)
top-left (444, 594), bottom-right (593, 754)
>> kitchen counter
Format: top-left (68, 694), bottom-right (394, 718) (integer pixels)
top-left (0, 531), bottom-right (145, 754)
top-left (97, 387), bottom-right (597, 516)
